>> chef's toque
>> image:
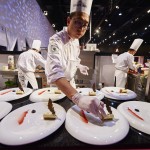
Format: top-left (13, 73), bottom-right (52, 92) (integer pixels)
top-left (70, 0), bottom-right (93, 16)
top-left (32, 40), bottom-right (41, 51)
top-left (130, 38), bottom-right (143, 51)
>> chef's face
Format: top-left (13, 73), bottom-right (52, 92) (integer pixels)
top-left (67, 12), bottom-right (89, 39)
top-left (129, 50), bottom-right (136, 55)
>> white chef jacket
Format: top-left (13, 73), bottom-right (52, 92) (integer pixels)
top-left (17, 49), bottom-right (46, 72)
top-left (45, 27), bottom-right (81, 87)
top-left (17, 49), bottom-right (46, 89)
top-left (114, 52), bottom-right (135, 88)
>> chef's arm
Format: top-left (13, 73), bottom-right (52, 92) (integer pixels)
top-left (54, 77), bottom-right (106, 120)
top-left (35, 53), bottom-right (46, 68)
top-left (127, 56), bottom-right (136, 71)
top-left (54, 77), bottom-right (77, 99)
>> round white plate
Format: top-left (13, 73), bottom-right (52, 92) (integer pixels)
top-left (101, 87), bottom-right (137, 100)
top-left (0, 102), bottom-right (12, 120)
top-left (29, 87), bottom-right (66, 102)
top-left (65, 105), bottom-right (129, 145)
top-left (0, 88), bottom-right (33, 102)
top-left (117, 101), bottom-right (150, 134)
top-left (0, 102), bottom-right (66, 145)
top-left (76, 88), bottom-right (104, 100)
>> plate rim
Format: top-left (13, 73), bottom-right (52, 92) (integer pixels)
top-left (0, 101), bottom-right (12, 119)
top-left (117, 101), bottom-right (150, 134)
top-left (29, 87), bottom-right (66, 102)
top-left (101, 87), bottom-right (137, 100)
top-left (0, 102), bottom-right (66, 146)
top-left (65, 105), bottom-right (129, 145)
top-left (0, 87), bottom-right (33, 102)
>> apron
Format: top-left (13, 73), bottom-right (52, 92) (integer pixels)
top-left (115, 70), bottom-right (127, 88)
top-left (18, 68), bottom-right (38, 89)
top-left (64, 59), bottom-right (80, 88)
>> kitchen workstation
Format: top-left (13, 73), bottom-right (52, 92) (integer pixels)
top-left (0, 0), bottom-right (150, 149)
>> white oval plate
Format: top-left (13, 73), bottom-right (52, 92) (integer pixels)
top-left (117, 101), bottom-right (150, 134)
top-left (29, 87), bottom-right (66, 102)
top-left (0, 88), bottom-right (33, 102)
top-left (0, 102), bottom-right (12, 120)
top-left (101, 87), bottom-right (137, 100)
top-left (76, 88), bottom-right (104, 100)
top-left (0, 102), bottom-right (66, 145)
top-left (65, 105), bottom-right (129, 145)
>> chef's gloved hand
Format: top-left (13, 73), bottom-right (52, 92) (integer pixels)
top-left (72, 93), bottom-right (106, 120)
top-left (78, 64), bottom-right (89, 75)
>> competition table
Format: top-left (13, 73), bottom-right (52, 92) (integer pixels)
top-left (0, 95), bottom-right (150, 150)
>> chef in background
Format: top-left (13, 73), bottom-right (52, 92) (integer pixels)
top-left (114, 38), bottom-right (143, 88)
top-left (17, 40), bottom-right (46, 89)
top-left (46, 0), bottom-right (106, 121)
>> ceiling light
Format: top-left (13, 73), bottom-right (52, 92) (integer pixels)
top-left (135, 18), bottom-right (139, 21)
top-left (145, 27), bottom-right (147, 30)
top-left (109, 24), bottom-right (111, 26)
top-left (115, 48), bottom-right (119, 52)
top-left (147, 9), bottom-right (150, 13)
top-left (95, 29), bottom-right (100, 33)
top-left (116, 6), bottom-right (119, 9)
top-left (119, 13), bottom-right (122, 16)
top-left (44, 11), bottom-right (48, 16)
top-left (52, 24), bottom-right (55, 27)
top-left (105, 19), bottom-right (108, 22)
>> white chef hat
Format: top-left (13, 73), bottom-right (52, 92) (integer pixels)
top-left (70, 0), bottom-right (93, 16)
top-left (130, 38), bottom-right (143, 51)
top-left (32, 40), bottom-right (41, 51)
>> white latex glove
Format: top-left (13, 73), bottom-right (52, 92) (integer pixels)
top-left (78, 64), bottom-right (89, 75)
top-left (72, 93), bottom-right (106, 120)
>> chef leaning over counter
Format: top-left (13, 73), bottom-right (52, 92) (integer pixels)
top-left (17, 40), bottom-right (46, 90)
top-left (114, 38), bottom-right (143, 88)
top-left (45, 0), bottom-right (107, 121)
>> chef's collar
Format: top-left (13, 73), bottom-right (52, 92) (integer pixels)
top-left (63, 27), bottom-right (75, 41)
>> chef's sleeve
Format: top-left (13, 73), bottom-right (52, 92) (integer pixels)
top-left (34, 53), bottom-right (46, 68)
top-left (127, 55), bottom-right (135, 70)
top-left (45, 40), bottom-right (65, 84)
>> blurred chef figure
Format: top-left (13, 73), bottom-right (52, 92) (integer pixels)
top-left (17, 40), bottom-right (46, 89)
top-left (46, 0), bottom-right (106, 121)
top-left (114, 38), bottom-right (143, 88)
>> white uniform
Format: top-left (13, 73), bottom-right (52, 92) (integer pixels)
top-left (45, 27), bottom-right (81, 88)
top-left (17, 49), bottom-right (46, 89)
top-left (115, 52), bottom-right (135, 88)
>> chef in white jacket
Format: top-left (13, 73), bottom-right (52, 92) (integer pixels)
top-left (115, 38), bottom-right (143, 88)
top-left (46, 0), bottom-right (106, 121)
top-left (17, 40), bottom-right (46, 89)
